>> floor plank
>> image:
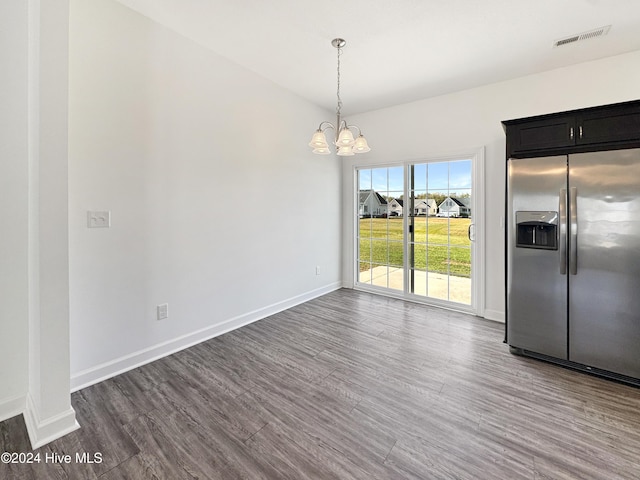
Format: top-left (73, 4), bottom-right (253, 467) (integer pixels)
top-left (2, 288), bottom-right (640, 479)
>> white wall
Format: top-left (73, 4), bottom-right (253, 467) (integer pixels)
top-left (0, 0), bottom-right (29, 421)
top-left (342, 50), bottom-right (640, 321)
top-left (68, 0), bottom-right (342, 388)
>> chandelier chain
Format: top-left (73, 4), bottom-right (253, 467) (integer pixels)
top-left (336, 44), bottom-right (342, 119)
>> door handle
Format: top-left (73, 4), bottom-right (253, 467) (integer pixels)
top-left (468, 223), bottom-right (475, 242)
top-left (569, 187), bottom-right (578, 275)
top-left (559, 188), bottom-right (567, 275)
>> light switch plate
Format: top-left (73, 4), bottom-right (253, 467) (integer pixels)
top-left (87, 211), bottom-right (111, 228)
top-left (157, 304), bottom-right (169, 321)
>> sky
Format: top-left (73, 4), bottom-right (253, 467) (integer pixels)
top-left (358, 159), bottom-right (472, 197)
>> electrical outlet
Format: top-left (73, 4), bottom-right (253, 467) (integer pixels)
top-left (316, 266), bottom-right (321, 275)
top-left (157, 303), bottom-right (169, 320)
top-left (87, 211), bottom-right (111, 228)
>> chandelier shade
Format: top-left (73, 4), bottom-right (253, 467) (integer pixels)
top-left (337, 145), bottom-right (355, 156)
top-left (309, 130), bottom-right (329, 148)
top-left (337, 127), bottom-right (355, 146)
top-left (312, 146), bottom-right (332, 155)
top-left (309, 38), bottom-right (370, 156)
top-left (353, 134), bottom-right (371, 153)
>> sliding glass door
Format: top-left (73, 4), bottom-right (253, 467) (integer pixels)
top-left (356, 155), bottom-right (479, 311)
top-left (407, 160), bottom-right (472, 304)
top-left (358, 166), bottom-right (404, 292)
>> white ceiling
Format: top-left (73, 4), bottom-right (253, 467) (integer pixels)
top-left (114, 0), bottom-right (640, 115)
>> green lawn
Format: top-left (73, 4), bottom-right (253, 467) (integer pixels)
top-left (358, 217), bottom-right (471, 276)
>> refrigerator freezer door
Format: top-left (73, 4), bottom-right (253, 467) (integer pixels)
top-left (569, 149), bottom-right (640, 378)
top-left (508, 156), bottom-right (568, 359)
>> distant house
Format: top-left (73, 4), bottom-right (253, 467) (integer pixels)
top-left (437, 196), bottom-right (471, 217)
top-left (388, 198), bottom-right (403, 216)
top-left (359, 190), bottom-right (388, 217)
top-left (412, 198), bottom-right (437, 216)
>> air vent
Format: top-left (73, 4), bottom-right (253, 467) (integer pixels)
top-left (553, 25), bottom-right (611, 48)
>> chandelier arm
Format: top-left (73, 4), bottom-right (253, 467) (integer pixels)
top-left (346, 124), bottom-right (362, 136)
top-left (318, 121), bottom-right (335, 132)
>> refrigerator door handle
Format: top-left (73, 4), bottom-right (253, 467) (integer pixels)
top-left (570, 187), bottom-right (578, 275)
top-left (559, 188), bottom-right (567, 275)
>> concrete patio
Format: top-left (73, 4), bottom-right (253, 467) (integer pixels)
top-left (359, 266), bottom-right (471, 305)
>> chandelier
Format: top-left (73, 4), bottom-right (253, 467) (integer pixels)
top-left (309, 38), bottom-right (371, 156)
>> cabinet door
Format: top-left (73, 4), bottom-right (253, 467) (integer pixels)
top-left (507, 116), bottom-right (575, 154)
top-left (576, 105), bottom-right (640, 145)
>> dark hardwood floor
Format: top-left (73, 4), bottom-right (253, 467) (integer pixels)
top-left (2, 289), bottom-right (640, 479)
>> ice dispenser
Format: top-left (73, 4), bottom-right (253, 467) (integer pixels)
top-left (515, 211), bottom-right (558, 250)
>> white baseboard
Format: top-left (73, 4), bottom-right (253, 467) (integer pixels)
top-left (23, 394), bottom-right (80, 449)
top-left (1, 393), bottom-right (79, 451)
top-left (0, 394), bottom-right (27, 424)
top-left (70, 282), bottom-right (342, 392)
top-left (483, 309), bottom-right (505, 323)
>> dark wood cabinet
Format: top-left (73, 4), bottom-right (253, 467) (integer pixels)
top-left (576, 105), bottom-right (640, 146)
top-left (503, 100), bottom-right (640, 158)
top-left (506, 115), bottom-right (575, 153)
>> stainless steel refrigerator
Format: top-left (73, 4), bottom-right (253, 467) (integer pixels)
top-left (507, 148), bottom-right (640, 382)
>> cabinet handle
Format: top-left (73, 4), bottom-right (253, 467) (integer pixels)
top-left (570, 127), bottom-right (574, 140)
top-left (579, 126), bottom-right (583, 139)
